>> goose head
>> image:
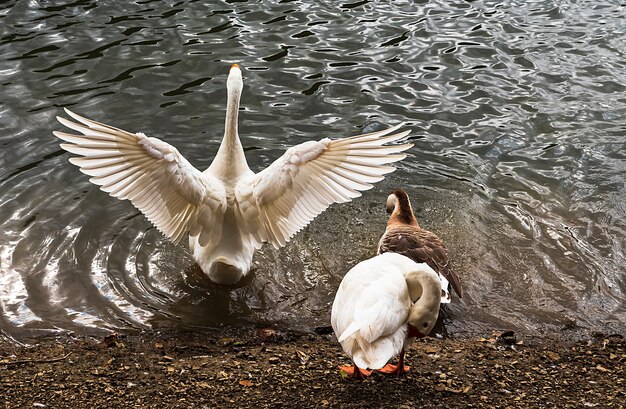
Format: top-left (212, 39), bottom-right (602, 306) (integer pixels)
top-left (405, 264), bottom-right (443, 338)
top-left (385, 193), bottom-right (397, 214)
top-left (386, 189), bottom-right (418, 226)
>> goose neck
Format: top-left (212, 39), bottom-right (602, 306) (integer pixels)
top-left (405, 269), bottom-right (441, 311)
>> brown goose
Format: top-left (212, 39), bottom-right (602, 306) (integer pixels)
top-left (377, 189), bottom-right (463, 298)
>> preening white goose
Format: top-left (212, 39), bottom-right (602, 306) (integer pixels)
top-left (53, 64), bottom-right (412, 284)
top-left (331, 252), bottom-right (450, 378)
top-left (378, 189), bottom-right (463, 298)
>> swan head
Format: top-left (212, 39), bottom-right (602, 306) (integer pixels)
top-left (227, 63), bottom-right (243, 96)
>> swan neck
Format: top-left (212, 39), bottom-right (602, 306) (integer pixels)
top-left (211, 85), bottom-right (249, 178)
top-left (224, 87), bottom-right (240, 139)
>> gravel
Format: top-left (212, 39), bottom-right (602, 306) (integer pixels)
top-left (1, 329), bottom-right (624, 408)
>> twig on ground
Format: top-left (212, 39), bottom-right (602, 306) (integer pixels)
top-left (0, 352), bottom-right (72, 366)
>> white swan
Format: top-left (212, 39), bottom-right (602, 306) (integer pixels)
top-left (331, 252), bottom-right (450, 378)
top-left (53, 64), bottom-right (412, 284)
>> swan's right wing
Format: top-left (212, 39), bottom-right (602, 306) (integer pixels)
top-left (53, 109), bottom-right (226, 244)
top-left (236, 123), bottom-right (412, 247)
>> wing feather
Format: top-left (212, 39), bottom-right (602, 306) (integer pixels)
top-left (236, 123), bottom-right (412, 246)
top-left (54, 109), bottom-right (226, 243)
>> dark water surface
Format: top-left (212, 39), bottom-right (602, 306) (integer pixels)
top-left (1, 0), bottom-right (625, 342)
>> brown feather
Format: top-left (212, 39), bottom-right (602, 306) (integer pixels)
top-left (387, 189), bottom-right (418, 227)
top-left (378, 190), bottom-right (463, 298)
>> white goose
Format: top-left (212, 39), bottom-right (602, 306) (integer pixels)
top-left (331, 252), bottom-right (450, 378)
top-left (53, 64), bottom-right (412, 284)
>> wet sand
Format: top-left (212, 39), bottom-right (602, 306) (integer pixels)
top-left (1, 328), bottom-right (624, 408)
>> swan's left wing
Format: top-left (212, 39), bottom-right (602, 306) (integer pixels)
top-left (53, 109), bottom-right (226, 245)
top-left (236, 123), bottom-right (412, 247)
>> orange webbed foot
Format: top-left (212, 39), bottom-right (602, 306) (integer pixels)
top-left (376, 363), bottom-right (410, 375)
top-left (339, 364), bottom-right (372, 379)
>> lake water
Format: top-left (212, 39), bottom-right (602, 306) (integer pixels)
top-left (1, 0), bottom-right (625, 343)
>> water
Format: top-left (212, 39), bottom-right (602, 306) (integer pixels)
top-left (1, 0), bottom-right (624, 343)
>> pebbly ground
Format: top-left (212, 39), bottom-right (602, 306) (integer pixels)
top-left (1, 328), bottom-right (624, 408)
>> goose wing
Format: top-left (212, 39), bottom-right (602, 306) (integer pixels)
top-left (53, 109), bottom-right (226, 244)
top-left (351, 273), bottom-right (411, 343)
top-left (236, 123), bottom-right (412, 247)
top-left (378, 226), bottom-right (463, 298)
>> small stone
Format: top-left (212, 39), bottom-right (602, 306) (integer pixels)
top-left (269, 356), bottom-right (280, 364)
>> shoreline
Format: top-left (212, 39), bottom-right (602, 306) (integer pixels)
top-left (1, 329), bottom-right (624, 408)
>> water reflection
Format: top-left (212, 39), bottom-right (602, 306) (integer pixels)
top-left (0, 0), bottom-right (624, 342)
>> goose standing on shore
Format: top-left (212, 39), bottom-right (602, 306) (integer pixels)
top-left (53, 64), bottom-right (412, 285)
top-left (378, 189), bottom-right (463, 298)
top-left (331, 252), bottom-right (450, 378)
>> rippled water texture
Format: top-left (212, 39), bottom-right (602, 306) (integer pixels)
top-left (1, 0), bottom-right (625, 342)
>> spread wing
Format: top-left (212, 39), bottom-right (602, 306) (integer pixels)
top-left (53, 109), bottom-right (226, 244)
top-left (236, 123), bottom-right (412, 247)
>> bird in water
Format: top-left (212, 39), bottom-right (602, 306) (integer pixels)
top-left (331, 252), bottom-right (450, 378)
top-left (53, 64), bottom-right (412, 285)
top-left (377, 189), bottom-right (463, 298)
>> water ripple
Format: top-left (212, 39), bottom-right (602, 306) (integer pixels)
top-left (0, 0), bottom-right (625, 341)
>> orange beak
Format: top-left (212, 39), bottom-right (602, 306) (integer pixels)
top-left (231, 63), bottom-right (240, 70)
